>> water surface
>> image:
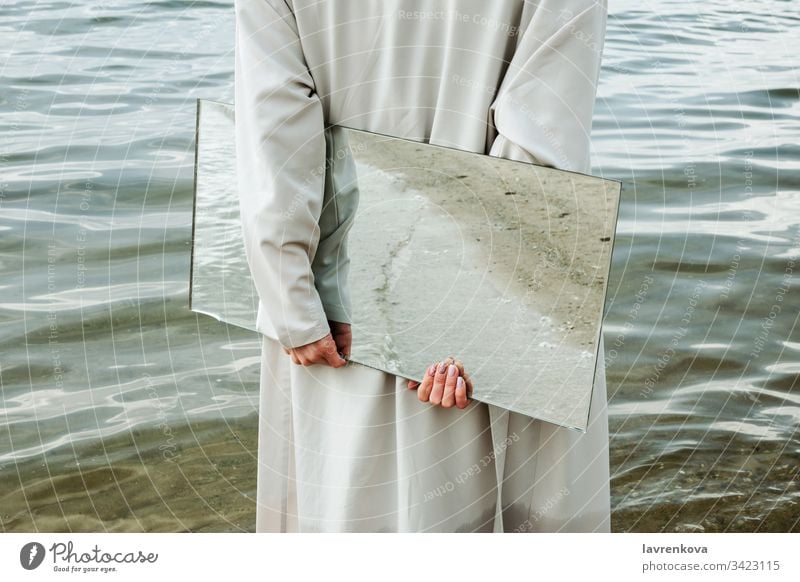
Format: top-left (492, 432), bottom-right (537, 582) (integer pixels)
top-left (1, 0), bottom-right (798, 532)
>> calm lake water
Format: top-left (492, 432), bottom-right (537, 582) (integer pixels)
top-left (1, 0), bottom-right (798, 532)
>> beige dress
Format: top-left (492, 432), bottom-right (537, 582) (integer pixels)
top-left (234, 0), bottom-right (611, 532)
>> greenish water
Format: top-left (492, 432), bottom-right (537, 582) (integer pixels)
top-left (1, 0), bottom-right (798, 532)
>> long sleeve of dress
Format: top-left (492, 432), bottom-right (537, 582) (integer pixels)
top-left (234, 0), bottom-right (332, 348)
top-left (487, 0), bottom-right (608, 174)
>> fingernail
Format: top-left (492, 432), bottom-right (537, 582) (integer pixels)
top-left (457, 377), bottom-right (464, 389)
top-left (437, 361), bottom-right (447, 374)
top-left (448, 364), bottom-right (457, 377)
top-left (427, 363), bottom-right (437, 376)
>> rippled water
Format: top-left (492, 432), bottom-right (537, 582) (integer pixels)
top-left (1, 0), bottom-right (798, 532)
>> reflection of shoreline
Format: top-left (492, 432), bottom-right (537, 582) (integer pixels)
top-left (348, 132), bottom-right (613, 353)
top-left (346, 137), bottom-right (604, 428)
top-left (347, 160), bottom-right (424, 372)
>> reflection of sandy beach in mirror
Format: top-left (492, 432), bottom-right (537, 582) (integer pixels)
top-left (190, 99), bottom-right (621, 431)
top-left (345, 130), bottom-right (619, 428)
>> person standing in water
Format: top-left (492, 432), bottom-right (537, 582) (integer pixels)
top-left (234, 0), bottom-right (611, 532)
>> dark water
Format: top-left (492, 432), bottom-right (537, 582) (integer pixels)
top-left (1, 0), bottom-right (798, 532)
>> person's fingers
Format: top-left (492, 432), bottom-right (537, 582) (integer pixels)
top-left (426, 357), bottom-right (454, 405)
top-left (328, 321), bottom-right (352, 359)
top-left (337, 334), bottom-right (352, 359)
top-left (429, 361), bottom-right (452, 405)
top-left (288, 335), bottom-right (338, 368)
top-left (452, 361), bottom-right (470, 385)
top-left (417, 362), bottom-right (437, 402)
top-left (446, 357), bottom-right (472, 406)
top-left (440, 364), bottom-right (459, 408)
top-left (320, 337), bottom-right (347, 368)
top-left (447, 358), bottom-right (472, 406)
top-left (413, 357), bottom-right (469, 407)
top-left (452, 359), bottom-right (473, 385)
top-left (455, 376), bottom-right (469, 409)
top-left (426, 361), bottom-right (446, 404)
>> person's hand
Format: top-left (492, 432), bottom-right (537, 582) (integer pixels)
top-left (408, 356), bottom-right (472, 409)
top-left (328, 320), bottom-right (352, 359)
top-left (282, 321), bottom-right (349, 368)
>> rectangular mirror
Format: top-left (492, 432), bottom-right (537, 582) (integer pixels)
top-left (190, 98), bottom-right (621, 431)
